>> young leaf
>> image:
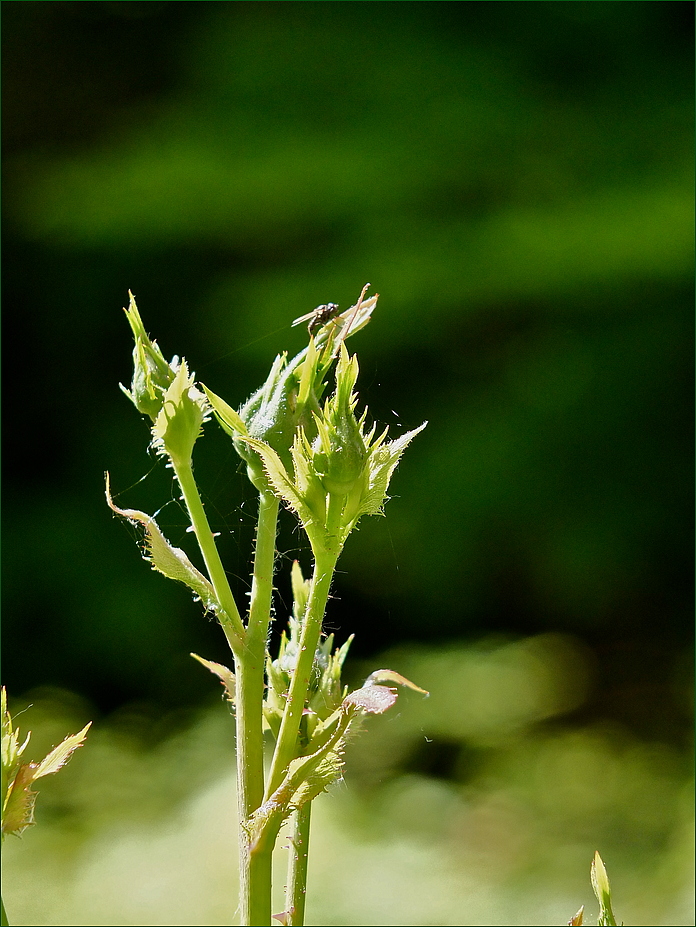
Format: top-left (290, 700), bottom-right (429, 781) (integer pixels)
top-left (2, 711), bottom-right (90, 839)
top-left (191, 653), bottom-right (236, 704)
top-left (2, 763), bottom-right (39, 838)
top-left (591, 852), bottom-right (620, 927)
top-left (364, 669), bottom-right (429, 696)
top-left (33, 723), bottom-right (91, 779)
top-left (343, 685), bottom-right (398, 714)
top-left (106, 475), bottom-right (223, 617)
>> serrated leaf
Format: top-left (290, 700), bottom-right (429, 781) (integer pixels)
top-left (357, 422), bottom-right (428, 521)
top-left (3, 698), bottom-right (91, 839)
top-left (33, 723), bottom-right (91, 779)
top-left (191, 653), bottom-right (236, 703)
top-left (291, 744), bottom-right (345, 808)
top-left (106, 474), bottom-right (222, 614)
top-left (250, 710), bottom-right (352, 854)
top-left (2, 763), bottom-right (38, 837)
top-left (2, 687), bottom-right (31, 777)
top-left (343, 684), bottom-right (397, 714)
top-left (238, 436), bottom-right (312, 523)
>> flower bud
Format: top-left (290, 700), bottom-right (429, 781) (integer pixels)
top-left (311, 346), bottom-right (367, 495)
top-left (120, 292), bottom-right (177, 421)
top-left (204, 287), bottom-right (378, 494)
top-left (238, 343), bottom-right (426, 557)
top-left (152, 361), bottom-right (208, 468)
top-left (233, 353), bottom-right (307, 491)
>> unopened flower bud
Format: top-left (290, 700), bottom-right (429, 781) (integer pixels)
top-left (312, 346), bottom-right (367, 495)
top-left (234, 353), bottom-right (306, 490)
top-left (152, 362), bottom-right (208, 468)
top-left (120, 292), bottom-right (177, 421)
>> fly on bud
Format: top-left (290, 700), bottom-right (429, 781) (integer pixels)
top-left (292, 302), bottom-right (341, 335)
top-left (203, 285), bottom-right (379, 494)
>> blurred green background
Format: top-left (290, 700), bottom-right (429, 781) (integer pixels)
top-left (2, 2), bottom-right (693, 925)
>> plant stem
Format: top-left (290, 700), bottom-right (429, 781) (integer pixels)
top-left (172, 459), bottom-right (246, 655)
top-left (265, 545), bottom-right (339, 798)
top-left (238, 834), bottom-right (273, 927)
top-left (246, 491), bottom-right (280, 649)
top-left (1, 896), bottom-right (9, 927)
top-left (237, 491), bottom-right (279, 927)
top-left (285, 804), bottom-right (311, 926)
top-left (173, 463), bottom-right (276, 923)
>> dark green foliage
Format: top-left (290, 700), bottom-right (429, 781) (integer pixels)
top-left (3, 3), bottom-right (692, 756)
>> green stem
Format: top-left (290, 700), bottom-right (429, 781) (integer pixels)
top-left (285, 804), bottom-right (312, 926)
top-left (266, 494), bottom-right (345, 798)
top-left (172, 459), bottom-right (246, 655)
top-left (173, 463), bottom-right (276, 923)
top-left (247, 492), bottom-right (280, 649)
top-left (238, 836), bottom-right (273, 927)
top-left (236, 491), bottom-right (279, 927)
top-left (265, 545), bottom-right (340, 798)
top-left (1, 896), bottom-right (9, 927)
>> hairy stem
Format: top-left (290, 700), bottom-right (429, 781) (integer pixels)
top-left (265, 544), bottom-right (340, 798)
top-left (247, 492), bottom-right (280, 649)
top-left (173, 459), bottom-right (246, 655)
top-left (237, 491), bottom-right (279, 927)
top-left (285, 804), bottom-right (311, 926)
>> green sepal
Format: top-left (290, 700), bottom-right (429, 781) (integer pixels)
top-left (201, 385), bottom-right (249, 439)
top-left (151, 361), bottom-right (208, 468)
top-left (236, 436), bottom-right (315, 528)
top-left (345, 421), bottom-right (428, 528)
top-left (120, 291), bottom-right (177, 421)
top-left (311, 346), bottom-right (367, 495)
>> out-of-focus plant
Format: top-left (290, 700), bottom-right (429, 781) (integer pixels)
top-left (1, 687), bottom-right (90, 926)
top-left (567, 852), bottom-right (623, 926)
top-left (108, 285), bottom-right (427, 926)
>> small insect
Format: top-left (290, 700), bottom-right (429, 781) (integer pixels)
top-left (291, 302), bottom-right (341, 335)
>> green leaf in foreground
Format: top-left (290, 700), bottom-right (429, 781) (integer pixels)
top-left (591, 852), bottom-right (621, 927)
top-left (2, 689), bottom-right (90, 839)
